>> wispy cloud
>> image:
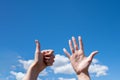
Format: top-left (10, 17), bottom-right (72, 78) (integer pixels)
top-left (89, 59), bottom-right (109, 77)
top-left (18, 59), bottom-right (33, 70)
top-left (52, 54), bottom-right (109, 77)
top-left (58, 77), bottom-right (76, 80)
top-left (9, 59), bottom-right (47, 80)
top-left (10, 71), bottom-right (25, 80)
top-left (9, 54), bottom-right (109, 80)
top-left (51, 54), bottom-right (75, 74)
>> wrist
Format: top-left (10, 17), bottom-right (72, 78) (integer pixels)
top-left (30, 62), bottom-right (46, 74)
top-left (23, 62), bottom-right (46, 80)
top-left (77, 71), bottom-right (90, 80)
top-left (23, 63), bottom-right (40, 80)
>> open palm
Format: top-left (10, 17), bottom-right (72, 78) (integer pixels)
top-left (63, 36), bottom-right (98, 75)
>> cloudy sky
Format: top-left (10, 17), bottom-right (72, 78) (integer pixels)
top-left (0, 0), bottom-right (120, 80)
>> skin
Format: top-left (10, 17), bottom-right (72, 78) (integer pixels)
top-left (63, 36), bottom-right (98, 80)
top-left (23, 36), bottom-right (98, 80)
top-left (23, 40), bottom-right (55, 80)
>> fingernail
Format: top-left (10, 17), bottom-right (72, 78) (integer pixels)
top-left (63, 48), bottom-right (66, 51)
top-left (35, 40), bottom-right (38, 43)
top-left (78, 36), bottom-right (81, 40)
top-left (72, 36), bottom-right (75, 39)
top-left (69, 40), bottom-right (71, 43)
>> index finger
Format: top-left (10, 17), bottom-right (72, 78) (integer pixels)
top-left (42, 50), bottom-right (54, 56)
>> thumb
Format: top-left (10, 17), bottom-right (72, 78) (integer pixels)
top-left (88, 51), bottom-right (98, 61)
top-left (47, 50), bottom-right (54, 55)
top-left (35, 40), bottom-right (40, 52)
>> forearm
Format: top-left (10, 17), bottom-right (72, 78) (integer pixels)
top-left (77, 71), bottom-right (90, 80)
top-left (23, 63), bottom-right (44, 80)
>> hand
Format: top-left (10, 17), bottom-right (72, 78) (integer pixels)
top-left (32, 40), bottom-right (55, 73)
top-left (23, 40), bottom-right (55, 80)
top-left (63, 36), bottom-right (98, 80)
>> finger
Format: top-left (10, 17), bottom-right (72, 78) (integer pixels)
top-left (46, 62), bottom-right (53, 66)
top-left (44, 57), bottom-right (50, 60)
top-left (69, 40), bottom-right (75, 53)
top-left (41, 49), bottom-right (51, 53)
top-left (48, 50), bottom-right (54, 55)
top-left (45, 59), bottom-right (50, 63)
top-left (44, 54), bottom-right (55, 60)
top-left (44, 60), bottom-right (51, 66)
top-left (45, 58), bottom-right (54, 62)
top-left (43, 50), bottom-right (54, 55)
top-left (78, 36), bottom-right (84, 50)
top-left (45, 59), bottom-right (54, 66)
top-left (72, 36), bottom-right (78, 50)
top-left (35, 40), bottom-right (40, 52)
top-left (88, 51), bottom-right (99, 61)
top-left (63, 48), bottom-right (70, 59)
top-left (51, 53), bottom-right (55, 58)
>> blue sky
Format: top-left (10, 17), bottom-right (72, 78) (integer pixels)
top-left (0, 0), bottom-right (120, 80)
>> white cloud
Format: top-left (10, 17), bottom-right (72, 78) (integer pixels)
top-left (58, 77), bottom-right (76, 80)
top-left (52, 54), bottom-right (69, 67)
top-left (18, 59), bottom-right (34, 70)
top-left (37, 78), bottom-right (42, 80)
top-left (10, 59), bottom-right (48, 80)
top-left (9, 55), bottom-right (109, 80)
top-left (92, 58), bottom-right (98, 64)
top-left (10, 71), bottom-right (42, 80)
top-left (19, 59), bottom-right (48, 76)
top-left (10, 71), bottom-right (25, 80)
top-left (17, 56), bottom-right (22, 59)
top-left (39, 69), bottom-right (48, 76)
top-left (89, 59), bottom-right (109, 77)
top-left (51, 54), bottom-right (75, 74)
top-left (52, 54), bottom-right (108, 77)
top-left (11, 65), bottom-right (16, 70)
